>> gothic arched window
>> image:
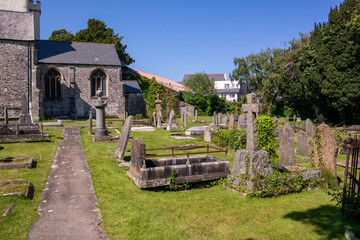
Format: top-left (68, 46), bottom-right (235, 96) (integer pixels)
top-left (44, 69), bottom-right (62, 99)
top-left (91, 69), bottom-right (107, 97)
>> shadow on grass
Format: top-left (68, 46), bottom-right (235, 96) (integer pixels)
top-left (0, 146), bottom-right (3, 151)
top-left (283, 204), bottom-right (360, 239)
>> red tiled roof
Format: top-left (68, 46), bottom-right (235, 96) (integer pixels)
top-left (127, 68), bottom-right (185, 92)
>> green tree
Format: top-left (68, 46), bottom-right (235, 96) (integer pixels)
top-left (184, 72), bottom-right (216, 96)
top-left (231, 48), bottom-right (281, 115)
top-left (48, 29), bottom-right (74, 42)
top-left (49, 19), bottom-right (134, 66)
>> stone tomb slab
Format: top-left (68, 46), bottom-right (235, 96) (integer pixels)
top-left (185, 126), bottom-right (216, 136)
top-left (0, 157), bottom-right (36, 169)
top-left (131, 126), bottom-right (156, 132)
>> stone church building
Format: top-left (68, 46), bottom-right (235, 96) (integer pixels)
top-left (0, 0), bottom-right (128, 121)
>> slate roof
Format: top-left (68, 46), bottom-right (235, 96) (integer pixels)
top-left (183, 74), bottom-right (226, 83)
top-left (123, 80), bottom-right (142, 93)
top-left (35, 40), bottom-right (121, 66)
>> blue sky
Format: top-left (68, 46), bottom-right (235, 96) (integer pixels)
top-left (40, 0), bottom-right (343, 83)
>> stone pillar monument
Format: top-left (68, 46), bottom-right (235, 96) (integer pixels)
top-left (94, 90), bottom-right (108, 137)
top-left (155, 95), bottom-right (162, 128)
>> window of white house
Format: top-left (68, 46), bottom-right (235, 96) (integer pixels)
top-left (224, 84), bottom-right (230, 89)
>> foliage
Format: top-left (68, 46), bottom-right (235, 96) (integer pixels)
top-left (184, 94), bottom-right (227, 116)
top-left (184, 72), bottom-right (216, 96)
top-left (133, 114), bottom-right (144, 120)
top-left (231, 48), bottom-right (281, 115)
top-left (233, 171), bottom-right (320, 198)
top-left (48, 29), bottom-right (74, 42)
top-left (214, 129), bottom-right (247, 150)
top-left (49, 19), bottom-right (134, 65)
top-left (225, 101), bottom-right (243, 114)
top-left (257, 115), bottom-right (277, 164)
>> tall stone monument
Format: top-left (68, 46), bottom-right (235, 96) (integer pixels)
top-left (166, 110), bottom-right (175, 131)
top-left (195, 109), bottom-right (198, 121)
top-left (94, 90), bottom-right (108, 137)
top-left (19, 93), bottom-right (31, 124)
top-left (229, 114), bottom-right (235, 130)
top-left (155, 95), bottom-right (162, 128)
top-left (279, 123), bottom-right (295, 166)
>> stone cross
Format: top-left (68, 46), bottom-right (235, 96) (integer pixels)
top-left (4, 107), bottom-right (8, 125)
top-left (166, 110), bottom-right (175, 131)
top-left (241, 93), bottom-right (260, 151)
top-left (229, 114), bottom-right (235, 130)
top-left (204, 126), bottom-right (212, 142)
top-left (94, 90), bottom-right (108, 137)
top-left (115, 115), bottom-right (133, 161)
top-left (279, 123), bottom-right (295, 166)
top-left (195, 109), bottom-right (198, 121)
top-left (88, 107), bottom-right (93, 135)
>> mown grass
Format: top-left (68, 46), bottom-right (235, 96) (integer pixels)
top-left (82, 116), bottom-right (359, 240)
top-left (0, 128), bottom-right (62, 240)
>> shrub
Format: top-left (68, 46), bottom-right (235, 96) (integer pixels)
top-left (257, 115), bottom-right (278, 164)
top-left (133, 114), bottom-right (144, 120)
top-left (215, 129), bottom-right (247, 150)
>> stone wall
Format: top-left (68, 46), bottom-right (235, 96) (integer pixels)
top-left (37, 64), bottom-right (126, 118)
top-left (0, 11), bottom-right (35, 40)
top-left (0, 40), bottom-right (31, 117)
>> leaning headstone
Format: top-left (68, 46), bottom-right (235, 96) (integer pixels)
top-left (153, 112), bottom-right (156, 127)
top-left (297, 131), bottom-right (310, 155)
top-left (279, 123), bottom-right (295, 166)
top-left (4, 107), bottom-right (8, 125)
top-left (115, 115), bottom-right (133, 161)
top-left (204, 126), bottom-right (212, 142)
top-left (19, 93), bottom-right (31, 124)
top-left (305, 118), bottom-right (314, 137)
top-left (231, 149), bottom-right (273, 179)
top-left (241, 93), bottom-right (260, 151)
top-left (88, 107), bottom-right (93, 135)
top-left (166, 110), bottom-right (175, 131)
top-left (229, 114), bottom-right (235, 130)
top-left (195, 110), bottom-right (198, 121)
top-left (311, 123), bottom-right (338, 177)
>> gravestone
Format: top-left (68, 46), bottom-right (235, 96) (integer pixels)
top-left (305, 118), bottom-right (314, 137)
top-left (130, 138), bottom-right (146, 175)
top-left (166, 110), bottom-right (175, 131)
top-left (195, 110), bottom-right (198, 121)
top-left (279, 123), bottom-right (295, 166)
top-left (222, 116), bottom-right (229, 125)
top-left (317, 114), bottom-right (324, 124)
top-left (229, 114), bottom-right (235, 130)
top-left (293, 115), bottom-right (296, 130)
top-left (94, 91), bottom-right (108, 137)
top-left (237, 113), bottom-right (247, 130)
top-left (88, 107), bottom-right (93, 135)
top-left (231, 150), bottom-right (273, 179)
top-left (153, 112), bottom-right (156, 127)
top-left (184, 113), bottom-right (188, 127)
top-left (185, 126), bottom-right (215, 136)
top-left (272, 116), bottom-right (279, 136)
top-left (218, 112), bottom-right (222, 123)
top-left (4, 107), bottom-right (8, 125)
top-left (241, 93), bottom-right (260, 151)
top-left (19, 93), bottom-right (31, 124)
top-left (155, 95), bottom-right (162, 128)
top-left (311, 123), bottom-right (338, 177)
top-left (115, 115), bottom-right (133, 161)
top-left (204, 126), bottom-right (212, 142)
top-left (212, 112), bottom-right (219, 127)
top-left (297, 131), bottom-right (310, 155)
top-left (180, 111), bottom-right (184, 122)
top-left (157, 112), bottom-right (162, 129)
top-left (234, 113), bottom-right (239, 122)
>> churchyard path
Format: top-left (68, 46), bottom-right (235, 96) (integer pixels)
top-left (28, 126), bottom-right (107, 240)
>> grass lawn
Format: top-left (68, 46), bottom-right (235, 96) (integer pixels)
top-left (0, 128), bottom-right (62, 240)
top-left (82, 116), bottom-right (359, 240)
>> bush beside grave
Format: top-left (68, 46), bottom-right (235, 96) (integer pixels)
top-left (214, 129), bottom-right (246, 150)
top-left (257, 115), bottom-right (278, 164)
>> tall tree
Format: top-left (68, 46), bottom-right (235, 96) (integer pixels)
top-left (184, 72), bottom-right (216, 96)
top-left (49, 19), bottom-right (134, 66)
